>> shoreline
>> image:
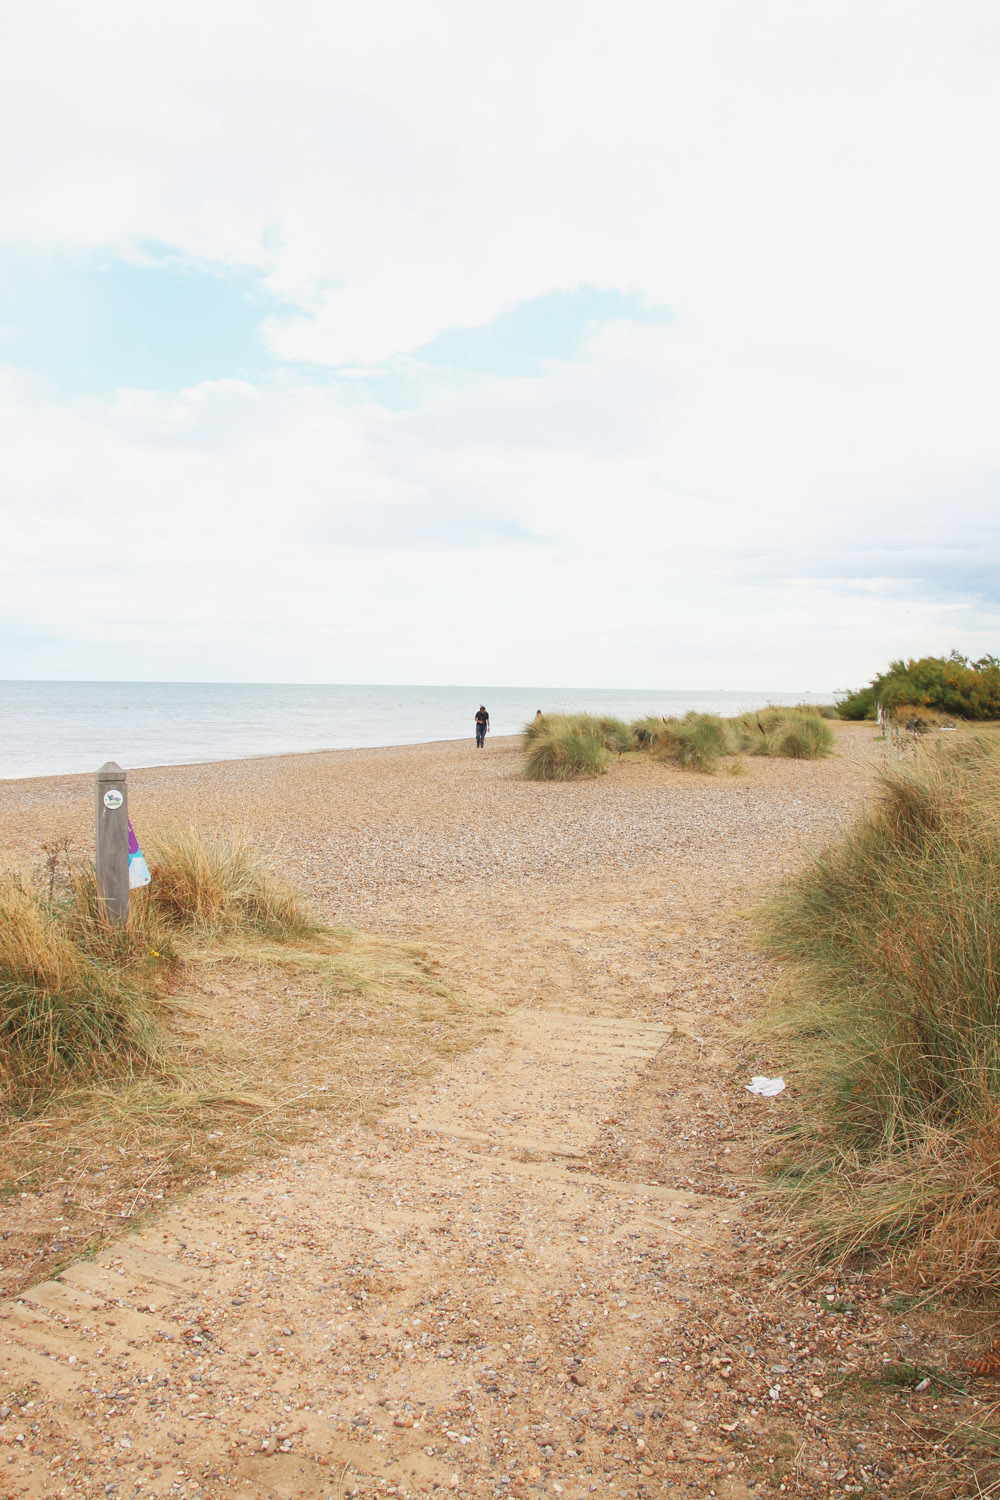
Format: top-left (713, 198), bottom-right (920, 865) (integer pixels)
top-left (0, 684), bottom-right (841, 784)
top-left (0, 730), bottom-right (509, 791)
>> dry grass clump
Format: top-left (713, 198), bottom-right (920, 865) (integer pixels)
top-left (895, 705), bottom-right (941, 735)
top-left (65, 859), bottom-right (175, 970)
top-left (759, 736), bottom-right (1000, 1290)
top-left (0, 867), bottom-right (163, 1112)
top-left (147, 824), bottom-right (318, 937)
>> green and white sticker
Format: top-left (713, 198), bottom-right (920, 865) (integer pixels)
top-left (103, 789), bottom-right (124, 810)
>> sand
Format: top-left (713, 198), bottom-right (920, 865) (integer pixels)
top-left (3, 724), bottom-right (955, 1500)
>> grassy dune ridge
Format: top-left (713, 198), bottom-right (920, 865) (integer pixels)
top-left (760, 734), bottom-right (1000, 1290)
top-left (523, 705), bottom-right (835, 779)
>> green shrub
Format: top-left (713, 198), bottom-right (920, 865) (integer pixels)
top-left (523, 715), bottom-right (609, 780)
top-left (759, 736), bottom-right (1000, 1287)
top-left (838, 651), bottom-right (1000, 721)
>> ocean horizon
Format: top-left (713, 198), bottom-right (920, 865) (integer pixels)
top-left (0, 681), bottom-right (838, 781)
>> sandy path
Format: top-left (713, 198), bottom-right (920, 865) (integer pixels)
top-left (0, 728), bottom-right (878, 1499)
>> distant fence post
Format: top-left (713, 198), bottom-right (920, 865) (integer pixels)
top-left (95, 761), bottom-right (129, 925)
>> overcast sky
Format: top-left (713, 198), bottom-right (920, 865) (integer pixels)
top-left (1, 0), bottom-right (997, 690)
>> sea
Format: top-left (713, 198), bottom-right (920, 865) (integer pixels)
top-left (0, 682), bottom-right (837, 781)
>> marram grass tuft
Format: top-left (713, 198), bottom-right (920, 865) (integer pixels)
top-left (522, 715), bottom-right (610, 780)
top-left (759, 735), bottom-right (1000, 1289)
top-left (523, 704), bottom-right (833, 779)
top-left (0, 867), bottom-right (162, 1110)
top-left (147, 824), bottom-right (318, 937)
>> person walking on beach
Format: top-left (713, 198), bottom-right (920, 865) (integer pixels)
top-left (475, 704), bottom-right (490, 748)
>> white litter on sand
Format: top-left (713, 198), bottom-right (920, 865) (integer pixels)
top-left (746, 1076), bottom-right (786, 1096)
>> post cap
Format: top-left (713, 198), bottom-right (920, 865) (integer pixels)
top-left (96, 761), bottom-right (125, 779)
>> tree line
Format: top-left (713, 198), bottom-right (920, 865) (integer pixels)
top-left (838, 651), bottom-right (1000, 720)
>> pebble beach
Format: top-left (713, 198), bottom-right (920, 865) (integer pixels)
top-left (0, 727), bottom-right (876, 936)
top-left (2, 722), bottom-right (932, 1500)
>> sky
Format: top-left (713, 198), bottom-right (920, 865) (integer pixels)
top-left (1, 0), bottom-right (998, 691)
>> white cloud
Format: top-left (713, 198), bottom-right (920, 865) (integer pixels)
top-left (3, 317), bottom-right (998, 687)
top-left (1, 0), bottom-right (999, 686)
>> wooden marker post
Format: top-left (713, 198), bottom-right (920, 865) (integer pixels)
top-left (95, 761), bottom-right (129, 925)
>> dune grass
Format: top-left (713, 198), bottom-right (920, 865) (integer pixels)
top-left (630, 716), bottom-right (663, 748)
top-left (523, 714), bottom-right (611, 780)
top-left (0, 867), bottom-right (164, 1111)
top-left (650, 713), bottom-right (732, 772)
top-left (146, 822), bottom-right (318, 937)
top-left (771, 712), bottom-right (835, 759)
top-left (731, 706), bottom-right (836, 760)
top-left (595, 715), bottom-right (632, 755)
top-left (758, 735), bottom-right (1000, 1290)
top-left (522, 706), bottom-right (834, 778)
